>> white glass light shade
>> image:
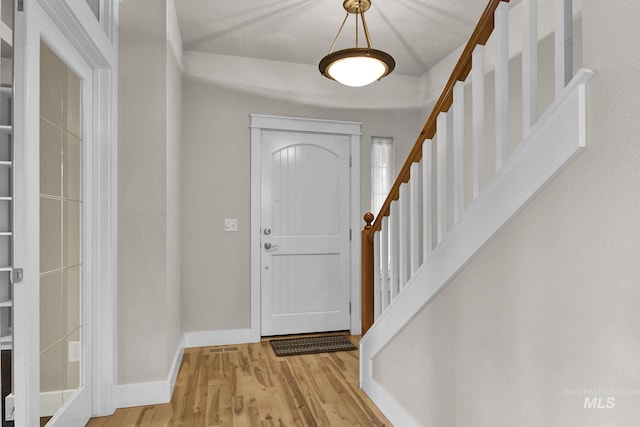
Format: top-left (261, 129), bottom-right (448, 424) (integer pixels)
top-left (319, 48), bottom-right (395, 87)
top-left (327, 56), bottom-right (386, 87)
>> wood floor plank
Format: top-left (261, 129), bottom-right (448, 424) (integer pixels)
top-left (86, 336), bottom-right (390, 427)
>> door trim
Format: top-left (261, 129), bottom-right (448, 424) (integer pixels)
top-left (250, 114), bottom-right (362, 338)
top-left (13, 1), bottom-right (118, 424)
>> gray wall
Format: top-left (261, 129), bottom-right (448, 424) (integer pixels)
top-left (372, 1), bottom-right (640, 426)
top-left (118, 0), bottom-right (182, 384)
top-left (180, 79), bottom-right (423, 333)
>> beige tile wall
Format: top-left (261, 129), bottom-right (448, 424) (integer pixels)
top-left (39, 41), bottom-right (82, 401)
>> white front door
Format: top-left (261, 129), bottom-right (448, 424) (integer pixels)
top-left (260, 131), bottom-right (351, 336)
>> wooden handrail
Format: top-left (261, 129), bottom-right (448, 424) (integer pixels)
top-left (367, 0), bottom-right (510, 234)
top-left (361, 0), bottom-right (510, 335)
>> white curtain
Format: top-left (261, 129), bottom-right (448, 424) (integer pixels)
top-left (371, 137), bottom-right (393, 215)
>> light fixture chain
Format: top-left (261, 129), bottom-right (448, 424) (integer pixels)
top-left (329, 12), bottom-right (350, 54)
top-left (360, 8), bottom-right (374, 48)
top-left (355, 6), bottom-right (359, 47)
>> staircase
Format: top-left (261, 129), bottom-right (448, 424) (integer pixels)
top-left (359, 0), bottom-right (592, 424)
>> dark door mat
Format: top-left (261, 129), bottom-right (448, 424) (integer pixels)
top-left (270, 335), bottom-right (357, 357)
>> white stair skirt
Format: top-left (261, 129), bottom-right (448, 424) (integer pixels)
top-left (360, 69), bottom-right (593, 427)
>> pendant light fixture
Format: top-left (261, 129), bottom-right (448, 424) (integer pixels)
top-left (319, 0), bottom-right (395, 87)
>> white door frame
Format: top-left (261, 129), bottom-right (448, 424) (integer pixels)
top-left (250, 114), bottom-right (362, 338)
top-left (13, 1), bottom-right (117, 424)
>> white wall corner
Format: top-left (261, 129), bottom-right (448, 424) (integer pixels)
top-left (166, 0), bottom-right (184, 70)
top-left (184, 328), bottom-right (260, 348)
top-left (168, 334), bottom-right (186, 398)
top-left (114, 335), bottom-right (185, 409)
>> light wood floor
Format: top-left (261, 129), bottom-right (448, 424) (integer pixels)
top-left (86, 335), bottom-right (390, 426)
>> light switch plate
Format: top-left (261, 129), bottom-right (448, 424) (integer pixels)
top-left (224, 218), bottom-right (238, 232)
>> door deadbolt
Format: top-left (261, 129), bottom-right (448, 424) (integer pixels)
top-left (264, 228), bottom-right (271, 235)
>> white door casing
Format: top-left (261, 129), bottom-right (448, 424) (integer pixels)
top-left (250, 115), bottom-right (362, 338)
top-left (260, 131), bottom-right (350, 336)
top-left (13, 1), bottom-right (117, 424)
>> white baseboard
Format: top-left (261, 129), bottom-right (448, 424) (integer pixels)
top-left (184, 328), bottom-right (259, 348)
top-left (113, 328), bottom-right (260, 410)
top-left (361, 374), bottom-right (422, 427)
top-left (114, 380), bottom-right (172, 409)
top-left (114, 334), bottom-right (185, 409)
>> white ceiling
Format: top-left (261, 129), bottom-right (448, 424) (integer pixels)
top-left (173, 0), bottom-right (491, 77)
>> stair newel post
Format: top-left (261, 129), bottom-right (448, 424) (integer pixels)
top-left (362, 212), bottom-right (375, 335)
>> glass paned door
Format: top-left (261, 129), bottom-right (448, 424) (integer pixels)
top-left (12, 0), bottom-right (116, 423)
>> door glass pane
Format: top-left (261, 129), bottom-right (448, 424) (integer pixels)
top-left (0, 0), bottom-right (12, 29)
top-left (39, 40), bottom-right (82, 423)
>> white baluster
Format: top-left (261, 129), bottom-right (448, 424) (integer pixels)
top-left (436, 113), bottom-right (448, 244)
top-left (472, 45), bottom-right (485, 199)
top-left (409, 162), bottom-right (421, 275)
top-left (399, 183), bottom-right (409, 289)
top-left (422, 138), bottom-right (433, 260)
top-left (523, 0), bottom-right (538, 135)
top-left (453, 80), bottom-right (465, 224)
top-left (373, 230), bottom-right (381, 319)
top-left (381, 216), bottom-right (390, 310)
top-left (495, 0), bottom-right (509, 171)
top-left (389, 200), bottom-right (399, 300)
top-left (554, 0), bottom-right (573, 98)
